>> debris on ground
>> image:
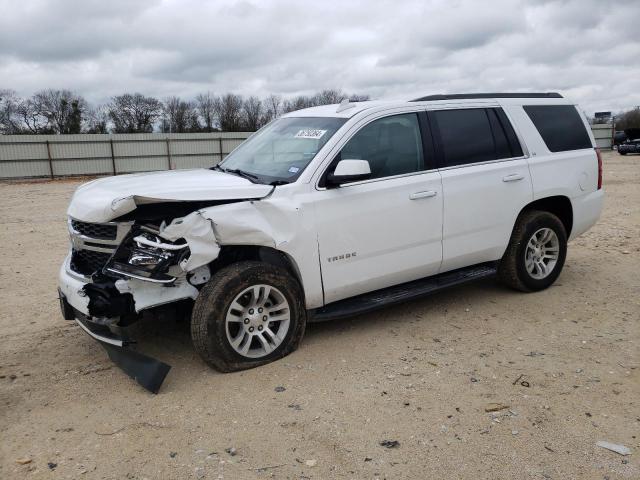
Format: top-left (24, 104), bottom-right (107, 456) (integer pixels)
top-left (379, 440), bottom-right (400, 448)
top-left (485, 403), bottom-right (510, 412)
top-left (169, 452), bottom-right (177, 458)
top-left (274, 386), bottom-right (286, 392)
top-left (47, 462), bottom-right (57, 470)
top-left (596, 441), bottom-right (632, 456)
top-left (16, 458), bottom-right (32, 465)
top-left (225, 447), bottom-right (237, 456)
top-left (305, 459), bottom-right (317, 467)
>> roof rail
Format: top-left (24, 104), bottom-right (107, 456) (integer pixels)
top-left (410, 92), bottom-right (563, 102)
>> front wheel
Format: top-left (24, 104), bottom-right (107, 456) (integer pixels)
top-left (498, 210), bottom-right (567, 292)
top-left (191, 261), bottom-right (306, 372)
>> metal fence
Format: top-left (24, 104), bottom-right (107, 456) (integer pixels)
top-left (591, 124), bottom-right (614, 149)
top-left (0, 132), bottom-right (252, 179)
top-left (0, 124), bottom-right (615, 180)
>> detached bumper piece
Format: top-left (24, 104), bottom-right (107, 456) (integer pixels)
top-left (59, 290), bottom-right (171, 394)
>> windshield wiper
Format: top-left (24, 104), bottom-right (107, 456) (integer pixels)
top-left (270, 180), bottom-right (290, 186)
top-left (221, 168), bottom-right (261, 183)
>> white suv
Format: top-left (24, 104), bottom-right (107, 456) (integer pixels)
top-left (58, 92), bottom-right (604, 391)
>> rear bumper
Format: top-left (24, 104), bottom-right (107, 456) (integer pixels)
top-left (569, 189), bottom-right (604, 240)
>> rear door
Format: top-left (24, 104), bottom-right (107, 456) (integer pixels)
top-left (430, 107), bottom-right (533, 271)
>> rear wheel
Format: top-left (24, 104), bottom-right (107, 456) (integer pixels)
top-left (498, 210), bottom-right (567, 292)
top-left (191, 261), bottom-right (306, 372)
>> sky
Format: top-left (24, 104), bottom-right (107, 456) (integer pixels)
top-left (1, 0), bottom-right (639, 115)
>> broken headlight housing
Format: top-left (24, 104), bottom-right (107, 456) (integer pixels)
top-left (103, 227), bottom-right (188, 283)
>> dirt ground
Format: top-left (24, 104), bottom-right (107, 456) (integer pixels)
top-left (0, 150), bottom-right (638, 479)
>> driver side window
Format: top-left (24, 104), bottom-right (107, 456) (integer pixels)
top-left (340, 113), bottom-right (424, 180)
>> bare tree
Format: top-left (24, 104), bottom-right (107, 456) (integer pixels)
top-left (161, 96), bottom-right (199, 133)
top-left (282, 90), bottom-right (370, 113)
top-left (195, 92), bottom-right (217, 132)
top-left (263, 94), bottom-right (282, 123)
top-left (348, 93), bottom-right (370, 102)
top-left (282, 95), bottom-right (315, 113)
top-left (0, 89), bottom-right (23, 134)
top-left (33, 89), bottom-right (86, 134)
top-left (108, 93), bottom-right (163, 133)
top-left (15, 98), bottom-right (51, 133)
top-left (315, 89), bottom-right (347, 105)
top-left (242, 96), bottom-right (265, 131)
top-left (85, 105), bottom-right (110, 133)
top-left (215, 93), bottom-right (245, 132)
top-left (616, 107), bottom-right (640, 130)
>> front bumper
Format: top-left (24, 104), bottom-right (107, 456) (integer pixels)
top-left (58, 258), bottom-right (171, 393)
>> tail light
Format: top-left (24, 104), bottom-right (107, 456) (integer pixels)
top-left (595, 148), bottom-right (603, 190)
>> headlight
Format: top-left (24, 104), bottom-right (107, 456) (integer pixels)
top-left (103, 227), bottom-right (188, 283)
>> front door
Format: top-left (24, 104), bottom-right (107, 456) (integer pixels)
top-left (312, 112), bottom-right (443, 304)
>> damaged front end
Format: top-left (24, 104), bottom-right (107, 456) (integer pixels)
top-left (59, 211), bottom-right (220, 393)
top-left (59, 182), bottom-right (300, 393)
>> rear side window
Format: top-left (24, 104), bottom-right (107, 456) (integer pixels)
top-left (523, 105), bottom-right (592, 152)
top-left (432, 108), bottom-right (522, 167)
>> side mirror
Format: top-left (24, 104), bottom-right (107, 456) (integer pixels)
top-left (326, 159), bottom-right (371, 187)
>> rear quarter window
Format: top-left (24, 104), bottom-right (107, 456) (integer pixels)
top-left (523, 105), bottom-right (592, 152)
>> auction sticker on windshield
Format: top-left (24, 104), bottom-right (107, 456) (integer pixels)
top-left (294, 129), bottom-right (327, 139)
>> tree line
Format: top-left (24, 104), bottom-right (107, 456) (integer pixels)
top-left (0, 88), bottom-right (369, 135)
top-left (614, 107), bottom-right (640, 131)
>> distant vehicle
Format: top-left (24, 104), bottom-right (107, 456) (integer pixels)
top-left (58, 92), bottom-right (603, 392)
top-left (614, 131), bottom-right (627, 146)
top-left (618, 128), bottom-right (640, 155)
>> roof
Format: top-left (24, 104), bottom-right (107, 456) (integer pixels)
top-left (282, 92), bottom-right (568, 119)
top-left (410, 92), bottom-right (562, 101)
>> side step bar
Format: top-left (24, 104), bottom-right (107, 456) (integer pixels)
top-left (309, 262), bottom-right (498, 322)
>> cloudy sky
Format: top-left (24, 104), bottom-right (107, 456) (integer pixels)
top-left (1, 0), bottom-right (639, 114)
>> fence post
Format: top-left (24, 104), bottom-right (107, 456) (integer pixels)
top-left (46, 140), bottom-right (54, 179)
top-left (166, 137), bottom-right (172, 169)
top-left (110, 138), bottom-right (116, 175)
top-left (218, 137), bottom-right (224, 164)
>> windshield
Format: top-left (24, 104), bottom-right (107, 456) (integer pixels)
top-left (218, 116), bottom-right (347, 184)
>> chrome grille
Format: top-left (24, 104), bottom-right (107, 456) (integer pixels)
top-left (67, 218), bottom-right (132, 278)
top-left (70, 219), bottom-right (117, 240)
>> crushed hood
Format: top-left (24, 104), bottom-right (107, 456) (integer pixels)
top-left (67, 168), bottom-right (274, 223)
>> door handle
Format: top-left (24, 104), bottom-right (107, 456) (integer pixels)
top-left (502, 173), bottom-right (525, 182)
top-left (409, 190), bottom-right (437, 200)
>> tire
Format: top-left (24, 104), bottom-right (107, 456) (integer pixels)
top-left (498, 210), bottom-right (567, 292)
top-left (191, 261), bottom-right (306, 372)
top-left (619, 151), bottom-right (626, 155)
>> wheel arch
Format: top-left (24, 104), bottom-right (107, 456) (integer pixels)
top-left (519, 195), bottom-right (573, 237)
top-left (207, 245), bottom-right (305, 297)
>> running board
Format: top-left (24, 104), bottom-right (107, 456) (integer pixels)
top-left (309, 263), bottom-right (498, 322)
